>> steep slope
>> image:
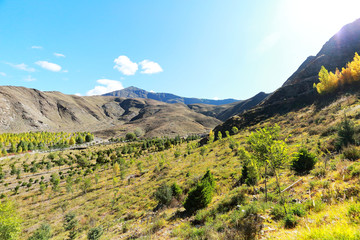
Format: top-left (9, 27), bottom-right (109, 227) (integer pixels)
top-left (0, 86), bottom-right (221, 137)
top-left (213, 18), bottom-right (360, 135)
top-left (103, 86), bottom-right (239, 105)
top-left (188, 92), bottom-right (269, 121)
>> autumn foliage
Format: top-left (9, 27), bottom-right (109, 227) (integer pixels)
top-left (314, 52), bottom-right (360, 94)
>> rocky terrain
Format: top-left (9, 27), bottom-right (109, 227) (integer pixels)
top-left (0, 86), bottom-right (221, 137)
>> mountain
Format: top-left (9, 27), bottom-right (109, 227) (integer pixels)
top-left (0, 86), bottom-right (221, 138)
top-left (188, 92), bottom-right (269, 121)
top-left (103, 86), bottom-right (269, 121)
top-left (212, 18), bottom-right (360, 136)
top-left (103, 86), bottom-right (239, 105)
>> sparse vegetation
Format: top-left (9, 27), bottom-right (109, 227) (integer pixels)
top-left (3, 91), bottom-right (360, 239)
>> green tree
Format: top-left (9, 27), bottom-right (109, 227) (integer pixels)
top-left (87, 226), bottom-right (103, 240)
top-left (28, 223), bottom-right (51, 240)
top-left (217, 131), bottom-right (223, 140)
top-left (65, 176), bottom-right (73, 194)
top-left (232, 126), bottom-right (239, 134)
top-left (184, 170), bottom-right (215, 214)
top-left (246, 125), bottom-right (280, 202)
top-left (81, 178), bottom-right (91, 194)
top-left (125, 132), bottom-right (136, 141)
top-left (155, 183), bottom-right (173, 206)
top-left (85, 133), bottom-right (94, 143)
top-left (0, 200), bottom-right (22, 240)
top-left (291, 148), bottom-right (317, 174)
top-left (336, 114), bottom-right (355, 150)
top-left (267, 140), bottom-right (290, 213)
top-left (171, 182), bottom-right (182, 200)
top-left (63, 212), bottom-right (78, 240)
top-left (50, 173), bottom-right (60, 193)
top-left (238, 148), bottom-right (259, 187)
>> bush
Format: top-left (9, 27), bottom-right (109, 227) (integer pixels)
top-left (304, 199), bottom-right (325, 213)
top-left (270, 204), bottom-right (285, 220)
top-left (228, 204), bottom-right (263, 240)
top-left (291, 148), bottom-right (317, 174)
top-left (347, 203), bottom-right (360, 223)
top-left (342, 146), bottom-right (360, 161)
top-left (336, 115), bottom-right (355, 150)
top-left (28, 223), bottom-right (51, 240)
top-left (154, 183), bottom-right (173, 206)
top-left (87, 226), bottom-right (103, 240)
top-left (284, 214), bottom-right (298, 229)
top-left (171, 183), bottom-right (182, 199)
top-left (347, 162), bottom-right (360, 178)
top-left (184, 170), bottom-right (215, 214)
top-left (290, 203), bottom-right (306, 217)
top-left (125, 132), bottom-right (136, 141)
top-left (311, 167), bottom-right (326, 178)
top-left (217, 188), bottom-right (247, 213)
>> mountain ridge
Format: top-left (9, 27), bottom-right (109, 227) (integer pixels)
top-left (103, 86), bottom-right (239, 106)
top-left (211, 18), bottom-right (360, 138)
top-left (0, 85), bottom-right (222, 138)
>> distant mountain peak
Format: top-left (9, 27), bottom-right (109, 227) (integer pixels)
top-left (103, 87), bottom-right (239, 106)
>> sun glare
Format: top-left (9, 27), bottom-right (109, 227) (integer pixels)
top-left (282, 0), bottom-right (360, 36)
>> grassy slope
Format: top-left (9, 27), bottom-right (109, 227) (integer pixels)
top-left (2, 94), bottom-right (360, 239)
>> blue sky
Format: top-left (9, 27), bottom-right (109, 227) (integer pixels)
top-left (0, 0), bottom-right (359, 100)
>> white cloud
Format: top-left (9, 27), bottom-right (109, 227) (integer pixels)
top-left (31, 46), bottom-right (43, 49)
top-left (24, 75), bottom-right (36, 82)
top-left (86, 79), bottom-right (124, 96)
top-left (213, 97), bottom-right (219, 100)
top-left (256, 32), bottom-right (281, 54)
top-left (63, 70), bottom-right (68, 73)
top-left (0, 72), bottom-right (6, 76)
top-left (7, 63), bottom-right (35, 72)
top-left (35, 61), bottom-right (62, 72)
top-left (149, 90), bottom-right (155, 93)
top-left (54, 52), bottom-right (65, 58)
top-left (139, 60), bottom-right (163, 74)
top-left (113, 55), bottom-right (138, 75)
top-left (74, 93), bottom-right (82, 96)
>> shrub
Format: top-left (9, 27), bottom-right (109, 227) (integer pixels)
top-left (149, 217), bottom-right (166, 233)
top-left (304, 199), bottom-right (325, 213)
top-left (347, 203), bottom-right (360, 223)
top-left (217, 187), bottom-right (247, 213)
top-left (311, 167), bottom-right (326, 178)
top-left (284, 213), bottom-right (298, 229)
top-left (171, 183), bottom-right (182, 199)
top-left (342, 146), bottom-right (360, 161)
top-left (335, 115), bottom-right (355, 150)
top-left (290, 203), bottom-right (306, 217)
top-left (184, 170), bottom-right (215, 214)
top-left (270, 204), bottom-right (285, 220)
top-left (125, 132), bottom-right (136, 141)
top-left (347, 162), bottom-right (360, 178)
top-left (228, 204), bottom-right (263, 240)
top-left (291, 148), bottom-right (317, 174)
top-left (87, 226), bottom-right (103, 240)
top-left (28, 223), bottom-right (51, 240)
top-left (154, 183), bottom-right (173, 206)
top-left (63, 212), bottom-right (78, 240)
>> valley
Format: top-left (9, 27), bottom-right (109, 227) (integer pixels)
top-left (1, 4), bottom-right (360, 240)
